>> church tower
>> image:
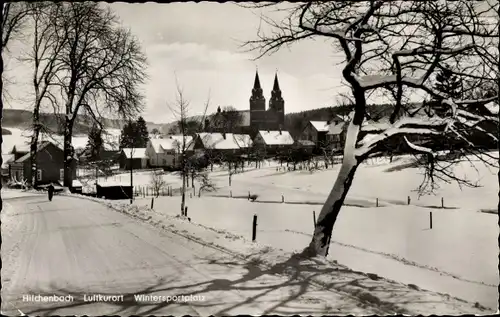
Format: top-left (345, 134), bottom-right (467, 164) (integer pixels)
top-left (249, 70), bottom-right (266, 131)
top-left (268, 72), bottom-right (285, 129)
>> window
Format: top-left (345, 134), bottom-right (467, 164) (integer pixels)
top-left (60, 169), bottom-right (64, 180)
top-left (37, 169), bottom-right (42, 181)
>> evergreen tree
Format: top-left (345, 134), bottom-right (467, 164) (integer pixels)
top-left (434, 66), bottom-right (462, 100)
top-left (85, 124), bottom-right (103, 162)
top-left (119, 120), bottom-right (135, 149)
top-left (136, 116), bottom-right (149, 147)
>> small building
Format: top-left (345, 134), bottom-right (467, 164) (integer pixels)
top-left (193, 132), bottom-right (251, 159)
top-left (145, 135), bottom-right (193, 169)
top-left (326, 119), bottom-right (347, 152)
top-left (253, 130), bottom-right (294, 156)
top-left (119, 148), bottom-right (148, 170)
top-left (301, 121), bottom-right (329, 145)
top-left (8, 141), bottom-right (77, 186)
top-left (96, 184), bottom-right (133, 200)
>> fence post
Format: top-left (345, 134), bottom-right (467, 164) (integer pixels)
top-left (230, 190), bottom-right (232, 198)
top-left (185, 206), bottom-right (188, 217)
top-left (407, 196), bottom-right (411, 205)
top-left (430, 211), bottom-right (433, 229)
top-left (248, 191), bottom-right (250, 200)
top-left (376, 198), bottom-right (379, 207)
top-left (252, 214), bottom-right (257, 242)
top-left (441, 197), bottom-right (444, 208)
top-left (313, 210), bottom-right (317, 227)
top-left (198, 189), bottom-right (201, 197)
top-left (151, 197), bottom-right (154, 209)
top-left (281, 194), bottom-right (284, 203)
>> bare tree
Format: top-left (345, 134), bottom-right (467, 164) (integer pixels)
top-left (244, 1), bottom-right (499, 257)
top-left (150, 169), bottom-right (166, 198)
top-left (50, 3), bottom-right (147, 188)
top-left (167, 76), bottom-right (211, 215)
top-left (18, 3), bottom-right (67, 187)
top-left (2, 2), bottom-right (31, 51)
top-left (1, 2), bottom-right (33, 198)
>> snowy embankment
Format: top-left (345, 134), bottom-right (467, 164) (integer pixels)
top-left (123, 195), bottom-right (498, 310)
top-left (63, 193), bottom-right (492, 315)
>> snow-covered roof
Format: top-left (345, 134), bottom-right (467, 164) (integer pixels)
top-left (257, 130), bottom-right (294, 145)
top-left (121, 148), bottom-right (147, 159)
top-left (197, 133), bottom-right (242, 150)
top-left (149, 139), bottom-right (178, 153)
top-left (310, 121), bottom-right (330, 132)
top-left (233, 134), bottom-right (253, 148)
top-left (1, 154), bottom-right (15, 169)
top-left (167, 135), bottom-right (193, 146)
top-left (15, 142), bottom-right (66, 163)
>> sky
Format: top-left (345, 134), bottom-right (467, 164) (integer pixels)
top-left (2, 2), bottom-right (349, 124)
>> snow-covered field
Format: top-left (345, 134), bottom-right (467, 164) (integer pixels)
top-left (93, 153), bottom-right (498, 309)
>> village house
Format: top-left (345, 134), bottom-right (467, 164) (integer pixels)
top-left (145, 137), bottom-right (188, 168)
top-left (8, 141), bottom-right (77, 186)
top-left (193, 132), bottom-right (252, 159)
top-left (145, 135), bottom-right (194, 169)
top-left (119, 148), bottom-right (148, 170)
top-left (253, 130), bottom-right (294, 156)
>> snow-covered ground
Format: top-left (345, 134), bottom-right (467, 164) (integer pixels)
top-left (57, 194), bottom-right (492, 314)
top-left (2, 193), bottom-right (490, 315)
top-left (85, 153), bottom-right (499, 309)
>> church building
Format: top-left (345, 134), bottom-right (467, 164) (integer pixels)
top-left (249, 70), bottom-right (285, 133)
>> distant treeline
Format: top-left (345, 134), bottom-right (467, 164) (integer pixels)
top-left (1, 109), bottom-right (152, 135)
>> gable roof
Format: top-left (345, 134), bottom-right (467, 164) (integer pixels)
top-left (257, 130), bottom-right (294, 145)
top-left (196, 132), bottom-right (252, 150)
top-left (15, 142), bottom-right (64, 163)
top-left (121, 148), bottom-right (147, 159)
top-left (309, 121), bottom-right (330, 132)
top-left (149, 138), bottom-right (177, 153)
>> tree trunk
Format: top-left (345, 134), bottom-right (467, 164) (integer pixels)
top-left (302, 120), bottom-right (364, 258)
top-left (30, 122), bottom-right (41, 187)
top-left (303, 160), bottom-right (359, 257)
top-left (63, 120), bottom-right (75, 188)
top-left (181, 169), bottom-right (186, 215)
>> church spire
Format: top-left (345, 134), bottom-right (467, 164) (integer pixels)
top-left (253, 69), bottom-right (261, 90)
top-left (272, 71), bottom-right (281, 92)
top-left (251, 68), bottom-right (264, 100)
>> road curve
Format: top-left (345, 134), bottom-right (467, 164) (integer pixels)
top-left (1, 194), bottom-right (381, 316)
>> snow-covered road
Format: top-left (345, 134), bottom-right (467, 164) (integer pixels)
top-left (1, 195), bottom-right (390, 316)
